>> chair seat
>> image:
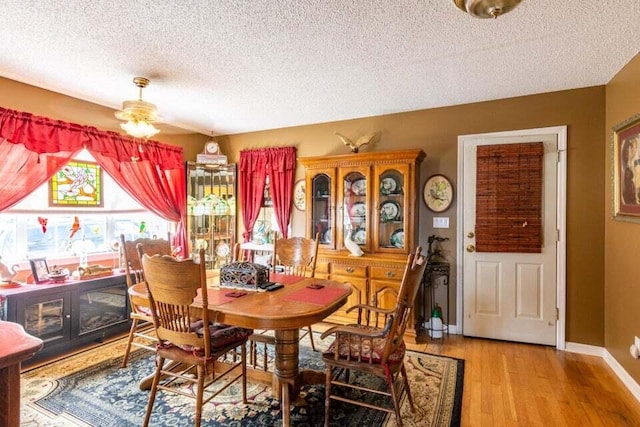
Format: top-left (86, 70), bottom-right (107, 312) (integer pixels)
top-left (133, 305), bottom-right (152, 316)
top-left (176, 322), bottom-right (253, 354)
top-left (322, 327), bottom-right (406, 365)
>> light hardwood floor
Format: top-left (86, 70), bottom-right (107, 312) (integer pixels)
top-left (405, 333), bottom-right (640, 427)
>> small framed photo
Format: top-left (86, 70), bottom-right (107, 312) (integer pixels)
top-left (612, 113), bottom-right (640, 222)
top-left (29, 258), bottom-right (50, 283)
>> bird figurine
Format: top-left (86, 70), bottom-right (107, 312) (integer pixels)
top-left (38, 216), bottom-right (48, 234)
top-left (344, 225), bottom-right (364, 257)
top-left (69, 216), bottom-right (81, 239)
top-left (335, 132), bottom-right (379, 153)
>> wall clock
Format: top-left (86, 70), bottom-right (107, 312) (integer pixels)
top-left (423, 174), bottom-right (454, 212)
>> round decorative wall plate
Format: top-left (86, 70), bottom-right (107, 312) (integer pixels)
top-left (380, 176), bottom-right (401, 195)
top-left (293, 179), bottom-right (306, 211)
top-left (351, 178), bottom-right (367, 196)
top-left (349, 202), bottom-right (367, 218)
top-left (353, 228), bottom-right (366, 244)
top-left (390, 228), bottom-right (404, 248)
top-left (380, 201), bottom-right (400, 222)
top-left (423, 174), bottom-right (454, 212)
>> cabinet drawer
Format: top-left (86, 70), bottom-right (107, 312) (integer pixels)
top-left (370, 266), bottom-right (404, 281)
top-left (330, 263), bottom-right (367, 277)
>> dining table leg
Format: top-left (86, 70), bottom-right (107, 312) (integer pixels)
top-left (273, 328), bottom-right (300, 427)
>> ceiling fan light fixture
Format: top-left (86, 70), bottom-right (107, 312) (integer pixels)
top-left (453, 0), bottom-right (522, 19)
top-left (119, 119), bottom-right (160, 139)
top-left (115, 76), bottom-right (160, 139)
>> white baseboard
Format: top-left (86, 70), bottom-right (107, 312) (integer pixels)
top-left (603, 349), bottom-right (640, 402)
top-left (565, 342), bottom-right (605, 357)
top-left (565, 342), bottom-right (640, 402)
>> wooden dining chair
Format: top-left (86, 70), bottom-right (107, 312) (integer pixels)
top-left (140, 247), bottom-right (253, 427)
top-left (120, 233), bottom-right (172, 368)
top-left (320, 246), bottom-right (427, 427)
top-left (272, 232), bottom-right (320, 351)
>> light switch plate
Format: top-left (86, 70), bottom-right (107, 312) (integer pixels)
top-left (433, 217), bottom-right (449, 229)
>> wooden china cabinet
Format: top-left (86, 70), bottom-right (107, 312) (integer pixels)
top-left (299, 149), bottom-right (425, 342)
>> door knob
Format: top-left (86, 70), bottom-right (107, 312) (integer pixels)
top-left (467, 231), bottom-right (475, 238)
top-left (466, 245), bottom-right (475, 253)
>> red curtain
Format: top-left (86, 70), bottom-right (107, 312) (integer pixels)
top-left (266, 147), bottom-right (296, 238)
top-left (0, 139), bottom-right (77, 210)
top-left (0, 107), bottom-right (188, 257)
top-left (239, 149), bottom-right (268, 242)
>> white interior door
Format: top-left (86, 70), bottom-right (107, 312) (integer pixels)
top-left (460, 131), bottom-right (562, 346)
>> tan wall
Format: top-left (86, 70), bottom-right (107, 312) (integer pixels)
top-left (1, 76), bottom-right (606, 345)
top-left (605, 52), bottom-right (640, 379)
top-left (227, 87), bottom-right (606, 345)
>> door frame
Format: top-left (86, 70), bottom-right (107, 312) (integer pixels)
top-left (456, 126), bottom-right (567, 350)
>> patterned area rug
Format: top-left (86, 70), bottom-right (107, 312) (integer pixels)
top-left (21, 334), bottom-right (463, 426)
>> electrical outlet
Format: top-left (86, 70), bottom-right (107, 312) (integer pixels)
top-left (635, 336), bottom-right (640, 349)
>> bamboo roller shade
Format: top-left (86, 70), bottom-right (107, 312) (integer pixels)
top-left (475, 142), bottom-right (544, 253)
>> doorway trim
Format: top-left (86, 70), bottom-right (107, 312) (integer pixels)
top-left (456, 126), bottom-right (567, 350)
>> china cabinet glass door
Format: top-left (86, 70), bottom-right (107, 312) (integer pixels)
top-left (374, 164), bottom-right (410, 253)
top-left (309, 171), bottom-right (335, 247)
top-left (339, 167), bottom-right (371, 253)
top-left (186, 163), bottom-right (236, 270)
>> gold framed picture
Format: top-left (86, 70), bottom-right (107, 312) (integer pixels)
top-left (612, 113), bottom-right (640, 222)
top-left (423, 174), bottom-right (453, 213)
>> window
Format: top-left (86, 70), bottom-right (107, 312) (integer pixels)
top-left (0, 150), bottom-right (171, 263)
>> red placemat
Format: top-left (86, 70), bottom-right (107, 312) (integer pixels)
top-left (269, 273), bottom-right (305, 285)
top-left (194, 288), bottom-right (248, 306)
top-left (283, 286), bottom-right (349, 306)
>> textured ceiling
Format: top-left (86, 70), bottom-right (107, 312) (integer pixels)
top-left (1, 1), bottom-right (639, 136)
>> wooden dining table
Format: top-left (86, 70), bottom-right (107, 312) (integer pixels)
top-left (131, 273), bottom-right (351, 427)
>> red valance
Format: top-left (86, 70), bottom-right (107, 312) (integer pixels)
top-left (0, 107), bottom-right (187, 257)
top-left (0, 108), bottom-right (182, 168)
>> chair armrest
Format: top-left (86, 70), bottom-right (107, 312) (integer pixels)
top-left (346, 304), bottom-right (394, 328)
top-left (320, 316), bottom-right (394, 341)
top-left (346, 304), bottom-right (393, 315)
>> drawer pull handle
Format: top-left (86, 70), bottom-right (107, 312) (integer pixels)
top-left (345, 267), bottom-right (354, 273)
top-left (386, 271), bottom-right (396, 278)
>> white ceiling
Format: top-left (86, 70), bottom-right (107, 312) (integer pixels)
top-left (1, 1), bottom-right (639, 136)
